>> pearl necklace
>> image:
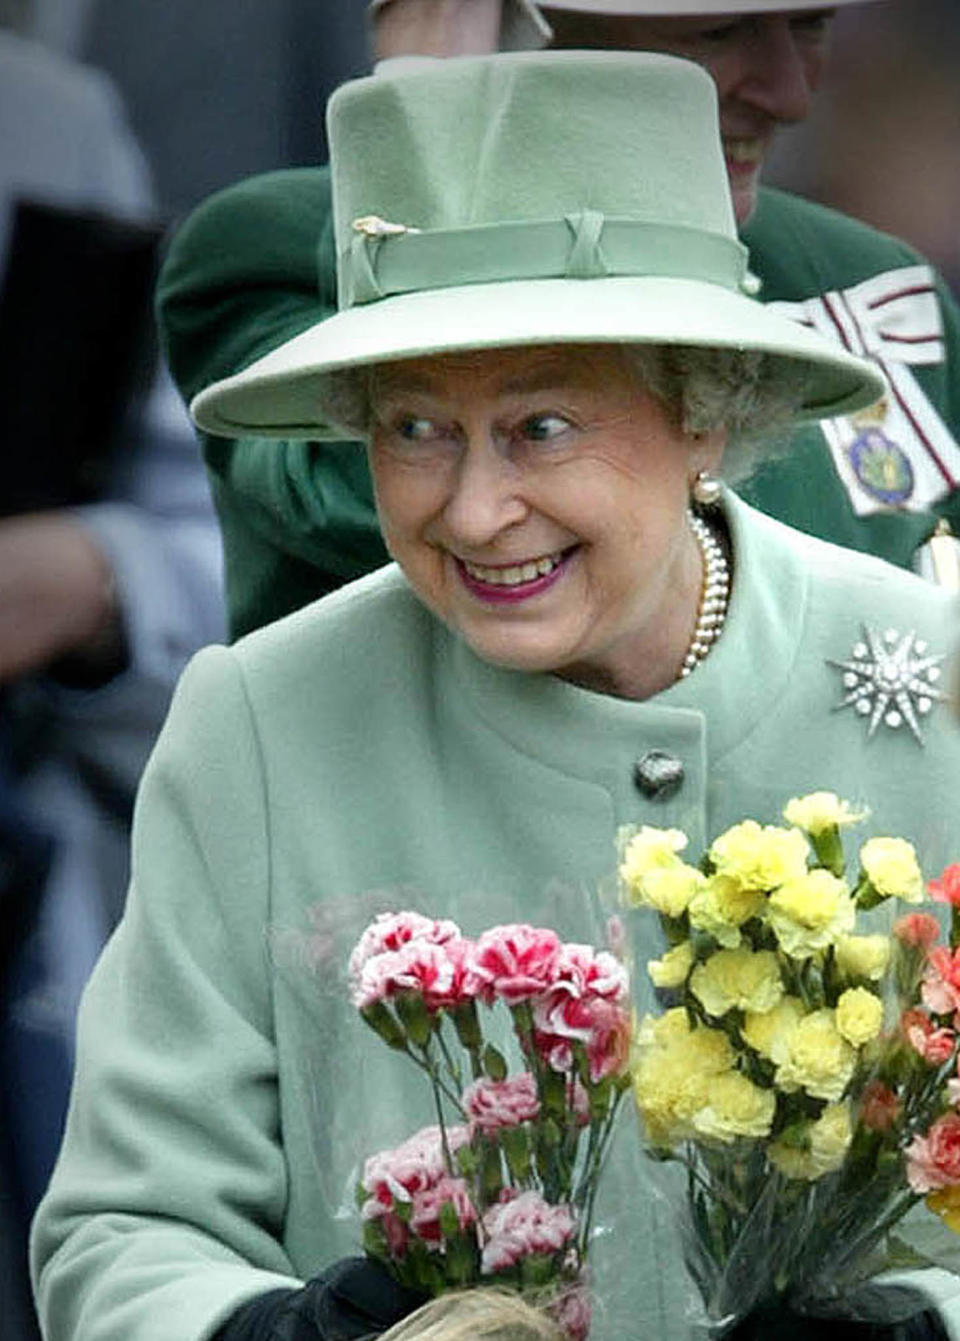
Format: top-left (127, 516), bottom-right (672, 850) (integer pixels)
top-left (680, 511), bottom-right (730, 678)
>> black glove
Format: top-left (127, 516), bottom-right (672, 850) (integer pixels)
top-left (725, 1302), bottom-right (951, 1341)
top-left (211, 1257), bottom-right (429, 1341)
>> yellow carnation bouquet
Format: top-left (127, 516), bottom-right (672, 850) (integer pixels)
top-left (617, 793), bottom-right (960, 1336)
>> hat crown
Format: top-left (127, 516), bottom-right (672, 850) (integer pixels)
top-left (190, 47), bottom-right (885, 442)
top-left (328, 51), bottom-right (737, 308)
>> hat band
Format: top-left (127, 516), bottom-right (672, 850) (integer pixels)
top-left (341, 208), bottom-right (752, 308)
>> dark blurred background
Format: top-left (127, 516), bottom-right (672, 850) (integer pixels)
top-left (32, 0), bottom-right (371, 219)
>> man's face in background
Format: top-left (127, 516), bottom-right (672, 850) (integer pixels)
top-left (541, 7), bottom-right (837, 224)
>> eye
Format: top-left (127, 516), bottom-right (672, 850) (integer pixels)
top-left (397, 414), bottom-right (442, 442)
top-left (375, 411), bottom-right (459, 458)
top-left (695, 19), bottom-right (748, 43)
top-left (520, 413), bottom-right (573, 443)
top-left (789, 11), bottom-right (835, 41)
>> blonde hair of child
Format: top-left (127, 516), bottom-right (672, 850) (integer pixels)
top-left (379, 1288), bottom-right (566, 1341)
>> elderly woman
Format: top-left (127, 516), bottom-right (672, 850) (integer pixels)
top-left (32, 49), bottom-right (960, 1341)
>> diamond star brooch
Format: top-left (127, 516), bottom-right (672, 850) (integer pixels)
top-left (828, 626), bottom-right (948, 744)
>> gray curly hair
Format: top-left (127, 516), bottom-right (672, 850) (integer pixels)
top-left (625, 344), bottom-right (814, 483)
top-left (318, 341), bottom-right (812, 485)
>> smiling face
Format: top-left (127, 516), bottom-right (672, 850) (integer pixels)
top-left (543, 7), bottom-right (836, 224)
top-left (366, 344), bottom-right (724, 699)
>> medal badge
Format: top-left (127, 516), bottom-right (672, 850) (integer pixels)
top-left (843, 398), bottom-right (914, 506)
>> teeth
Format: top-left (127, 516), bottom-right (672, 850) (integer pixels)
top-left (463, 552), bottom-right (564, 586)
top-left (725, 139), bottom-right (763, 164)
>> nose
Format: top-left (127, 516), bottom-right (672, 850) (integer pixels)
top-left (442, 436), bottom-right (528, 549)
top-left (735, 19), bottom-right (817, 126)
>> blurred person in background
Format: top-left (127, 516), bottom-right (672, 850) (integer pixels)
top-left (0, 2), bottom-right (226, 1336)
top-left (763, 0), bottom-right (960, 297)
top-left (157, 0), bottom-right (960, 646)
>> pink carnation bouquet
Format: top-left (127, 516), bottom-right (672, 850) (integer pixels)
top-left (348, 912), bottom-right (632, 1340)
top-left (617, 792), bottom-right (960, 1334)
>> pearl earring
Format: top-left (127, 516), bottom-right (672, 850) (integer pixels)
top-left (691, 469), bottom-right (722, 508)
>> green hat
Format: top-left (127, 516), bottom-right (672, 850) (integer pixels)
top-left (192, 51), bottom-right (883, 440)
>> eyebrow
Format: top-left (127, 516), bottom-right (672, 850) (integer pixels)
top-left (372, 371), bottom-right (442, 400)
top-left (497, 364), bottom-right (595, 397)
top-left (373, 356), bottom-right (602, 402)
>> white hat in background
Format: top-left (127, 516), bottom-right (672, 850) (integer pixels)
top-left (537, 0), bottom-right (876, 13)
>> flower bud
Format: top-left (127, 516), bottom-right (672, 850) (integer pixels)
top-left (361, 1000), bottom-right (407, 1050)
top-left (452, 999), bottom-right (482, 1051)
top-left (395, 990), bottom-right (433, 1047)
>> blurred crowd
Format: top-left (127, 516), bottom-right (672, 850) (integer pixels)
top-left (0, 2), bottom-right (226, 1337)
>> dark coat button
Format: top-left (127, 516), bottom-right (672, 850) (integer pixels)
top-left (633, 750), bottom-right (684, 800)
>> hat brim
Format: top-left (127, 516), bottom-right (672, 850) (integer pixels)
top-left (191, 276), bottom-right (885, 440)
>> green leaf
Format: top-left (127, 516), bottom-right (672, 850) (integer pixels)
top-left (481, 1143), bottom-right (504, 1199)
top-left (443, 1233), bottom-right (479, 1286)
top-left (501, 1124), bottom-right (532, 1181)
top-left (406, 1241), bottom-right (447, 1297)
top-left (812, 826), bottom-right (845, 877)
top-left (483, 1044), bottom-right (508, 1081)
top-left (540, 1117), bottom-right (562, 1150)
top-left (362, 1218), bottom-right (390, 1260)
top-left (588, 1077), bottom-right (612, 1121)
top-left (520, 1252), bottom-right (558, 1288)
top-left (662, 913), bottom-right (690, 947)
top-left (439, 1200), bottom-right (461, 1240)
top-left (455, 1143), bottom-right (479, 1177)
top-left (854, 874), bottom-right (884, 911)
top-left (882, 1235), bottom-right (934, 1272)
top-left (691, 930), bottom-right (720, 963)
top-left (801, 959), bottom-right (826, 1010)
top-left (886, 1217), bottom-right (960, 1275)
top-left (541, 1068), bottom-right (567, 1119)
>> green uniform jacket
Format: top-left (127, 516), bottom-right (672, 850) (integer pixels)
top-left (158, 167), bottom-right (960, 638)
top-left (31, 496), bottom-right (960, 1341)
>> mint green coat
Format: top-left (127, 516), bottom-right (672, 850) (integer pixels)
top-left (32, 496), bottom-right (960, 1341)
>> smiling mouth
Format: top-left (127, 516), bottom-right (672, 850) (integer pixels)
top-left (456, 547), bottom-right (575, 602)
top-left (461, 550), bottom-right (567, 587)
